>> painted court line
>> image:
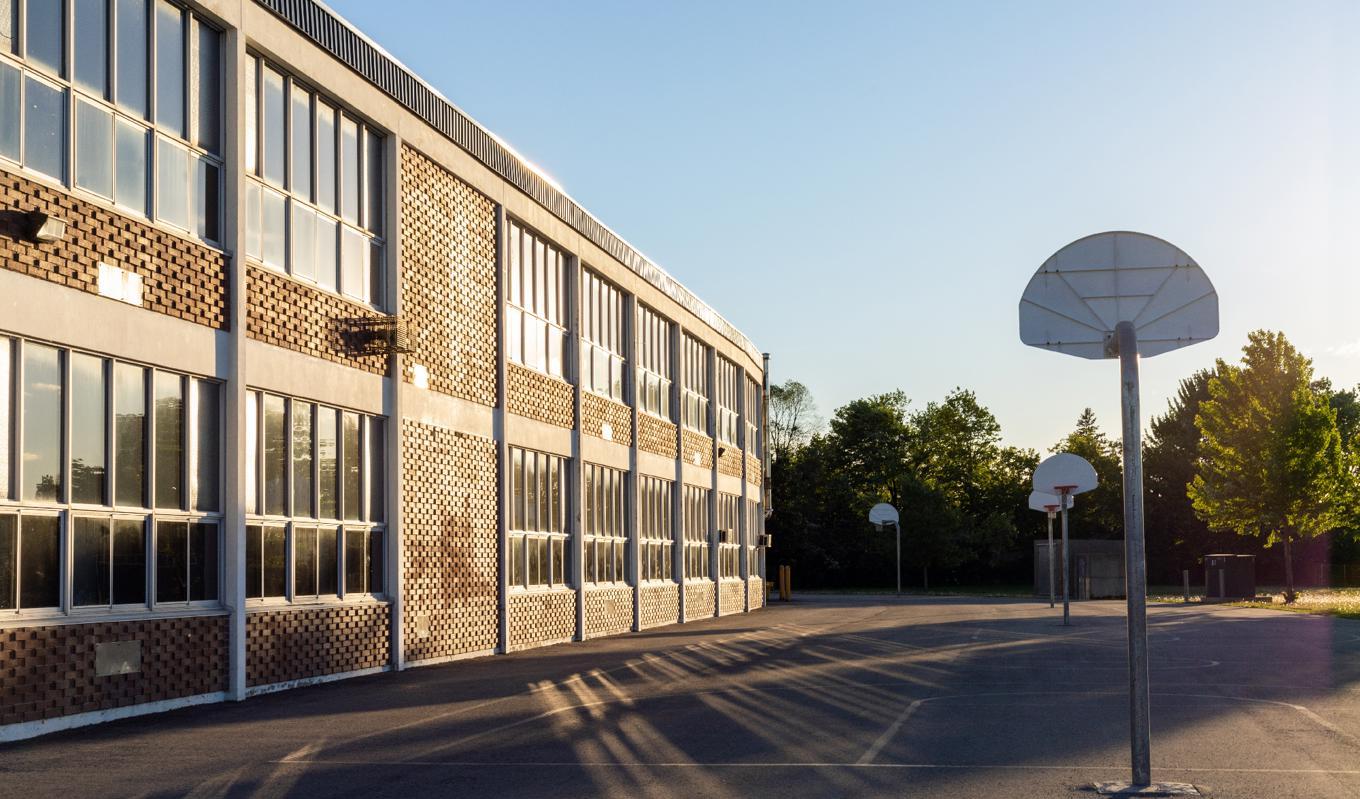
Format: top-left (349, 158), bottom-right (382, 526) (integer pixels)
top-left (856, 699), bottom-right (923, 765)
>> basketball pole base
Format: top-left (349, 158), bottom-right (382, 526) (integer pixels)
top-left (1094, 781), bottom-right (1200, 797)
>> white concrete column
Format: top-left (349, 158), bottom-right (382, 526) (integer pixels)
top-left (569, 255), bottom-right (585, 641)
top-left (626, 294), bottom-right (641, 631)
top-left (494, 206), bottom-right (510, 653)
top-left (383, 132), bottom-right (404, 670)
top-left (670, 322), bottom-right (684, 621)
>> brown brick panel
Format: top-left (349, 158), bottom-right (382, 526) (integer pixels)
top-left (639, 583), bottom-right (679, 630)
top-left (398, 146), bottom-right (498, 406)
top-left (719, 580), bottom-right (746, 616)
top-left (684, 581), bottom-right (716, 622)
top-left (583, 586), bottom-right (634, 639)
top-left (0, 615), bottom-right (228, 726)
top-left (638, 414), bottom-right (678, 459)
top-left (718, 446), bottom-right (743, 478)
top-left (682, 429), bottom-right (714, 470)
top-left (245, 265), bottom-right (387, 375)
top-left (581, 392), bottom-right (633, 446)
top-left (245, 604), bottom-right (390, 687)
top-left (506, 363), bottom-right (575, 429)
top-left (402, 421), bottom-right (500, 663)
top-left (746, 454), bottom-right (762, 489)
top-left (508, 591), bottom-right (577, 650)
top-left (0, 170), bottom-right (228, 330)
top-left (748, 576), bottom-right (765, 610)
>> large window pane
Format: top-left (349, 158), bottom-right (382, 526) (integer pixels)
top-left (153, 371), bottom-right (183, 508)
top-left (75, 99), bottom-right (113, 197)
top-left (0, 515), bottom-right (14, 609)
top-left (369, 241), bottom-right (385, 309)
top-left (112, 518), bottom-right (145, 604)
top-left (317, 526), bottom-right (337, 595)
top-left (364, 128), bottom-right (382, 235)
top-left (368, 529), bottom-right (383, 594)
top-left (263, 394), bottom-right (286, 516)
top-left (188, 520), bottom-right (215, 601)
top-left (26, 0), bottom-right (64, 76)
top-left (245, 391), bottom-right (258, 513)
top-left (71, 353), bottom-right (107, 505)
top-left (261, 65), bottom-right (284, 187)
top-left (291, 202), bottom-right (316, 282)
top-left (291, 401), bottom-right (313, 516)
top-left (24, 76), bottom-right (65, 180)
top-left (75, 0), bottom-right (109, 95)
top-left (341, 225), bottom-right (365, 301)
top-left (244, 55), bottom-right (256, 173)
top-left (344, 528), bottom-right (364, 593)
top-left (156, 136), bottom-right (188, 230)
top-left (192, 378), bottom-right (219, 512)
top-left (1, 0), bottom-right (14, 54)
top-left (114, 363), bottom-right (146, 506)
top-left (294, 525), bottom-right (315, 596)
top-left (193, 19), bottom-right (218, 152)
top-left (20, 515), bottom-right (60, 608)
top-left (317, 408), bottom-right (337, 518)
top-left (0, 61), bottom-right (17, 161)
top-left (73, 516), bottom-right (111, 606)
top-left (22, 343), bottom-right (62, 502)
top-left (154, 1), bottom-right (184, 135)
top-left (315, 216), bottom-right (337, 292)
top-left (261, 186), bottom-right (285, 269)
top-left (114, 117), bottom-right (147, 213)
top-left (194, 155), bottom-right (218, 241)
top-left (340, 115), bottom-right (358, 223)
top-left (290, 83), bottom-right (311, 197)
top-left (245, 524), bottom-right (261, 598)
top-left (315, 101), bottom-right (335, 213)
top-left (366, 419), bottom-right (384, 522)
top-left (0, 339), bottom-right (9, 498)
top-left (342, 411), bottom-right (360, 521)
top-left (262, 524), bottom-right (284, 597)
top-left (155, 519), bottom-right (185, 602)
top-left (115, 0), bottom-right (147, 116)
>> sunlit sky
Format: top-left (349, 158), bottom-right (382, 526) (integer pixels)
top-left (328, 0), bottom-right (1359, 452)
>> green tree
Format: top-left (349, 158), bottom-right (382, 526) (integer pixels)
top-left (768, 380), bottom-right (820, 462)
top-left (1144, 369), bottom-right (1219, 582)
top-left (1051, 408), bottom-right (1123, 539)
top-left (1190, 330), bottom-right (1350, 602)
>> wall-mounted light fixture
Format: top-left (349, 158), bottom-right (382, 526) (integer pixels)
top-left (25, 211), bottom-right (67, 244)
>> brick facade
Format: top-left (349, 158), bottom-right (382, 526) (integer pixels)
top-left (508, 590), bottom-right (577, 650)
top-left (718, 446), bottom-right (744, 478)
top-left (245, 605), bottom-right (390, 688)
top-left (507, 363), bottom-right (575, 429)
top-left (719, 580), bottom-right (746, 616)
top-left (401, 420), bottom-right (500, 663)
top-left (746, 454), bottom-right (762, 489)
top-left (0, 169), bottom-right (228, 330)
top-left (245, 265), bottom-right (388, 375)
top-left (748, 576), bottom-right (765, 610)
top-left (583, 586), bottom-right (634, 639)
top-left (0, 615), bottom-right (228, 726)
top-left (399, 146), bottom-right (498, 406)
top-left (681, 429), bottom-right (715, 470)
top-left (638, 414), bottom-right (679, 459)
top-left (639, 583), bottom-right (680, 630)
top-left (684, 581), bottom-right (716, 622)
top-left (581, 392), bottom-right (633, 446)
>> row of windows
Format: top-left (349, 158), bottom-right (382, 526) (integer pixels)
top-left (0, 0), bottom-right (221, 240)
top-left (639, 474), bottom-right (673, 582)
top-left (681, 333), bottom-right (709, 434)
top-left (508, 447), bottom-right (567, 590)
top-left (244, 522), bottom-right (382, 602)
top-left (745, 376), bottom-right (763, 456)
top-left (506, 220), bottom-right (568, 380)
top-left (716, 357), bottom-right (739, 446)
top-left (244, 392), bottom-right (385, 524)
top-left (583, 463), bottom-right (625, 585)
top-left (0, 336), bottom-right (220, 512)
top-left (682, 484), bottom-right (710, 580)
top-left (580, 269), bottom-right (625, 403)
top-left (244, 54), bottom-right (385, 307)
top-left (0, 512), bottom-right (217, 613)
top-left (718, 492), bottom-right (741, 578)
top-left (636, 304), bottom-right (672, 420)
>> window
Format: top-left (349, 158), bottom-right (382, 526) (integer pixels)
top-left (745, 376), bottom-right (762, 456)
top-left (584, 463), bottom-right (626, 585)
top-left (244, 390), bottom-right (386, 603)
top-left (639, 475), bottom-right (673, 582)
top-left (636, 304), bottom-right (671, 420)
top-left (682, 484), bottom-right (710, 581)
top-left (718, 493), bottom-right (741, 579)
top-left (681, 334), bottom-right (709, 434)
top-left (244, 54), bottom-right (386, 307)
top-left (581, 269), bottom-right (625, 402)
top-left (746, 498), bottom-right (763, 580)
top-left (508, 446), bottom-right (569, 590)
top-left (506, 220), bottom-right (568, 380)
top-left (716, 357), bottom-right (739, 446)
top-left (0, 0), bottom-right (222, 239)
top-left (0, 335), bottom-right (222, 617)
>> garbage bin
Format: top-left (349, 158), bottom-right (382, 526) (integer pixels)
top-left (1204, 554), bottom-right (1255, 600)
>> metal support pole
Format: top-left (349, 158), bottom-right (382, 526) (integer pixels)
top-left (896, 522), bottom-right (902, 596)
top-left (1183, 569), bottom-right (1190, 603)
top-left (1047, 511), bottom-right (1055, 608)
top-left (1116, 320), bottom-right (1152, 788)
top-left (1060, 490), bottom-right (1070, 626)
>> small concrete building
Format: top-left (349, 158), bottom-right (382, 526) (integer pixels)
top-left (1034, 540), bottom-right (1125, 600)
top-left (0, 0), bottom-right (769, 740)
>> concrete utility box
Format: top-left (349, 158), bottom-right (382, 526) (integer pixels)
top-left (1035, 540), bottom-right (1126, 600)
top-left (1204, 554), bottom-right (1255, 599)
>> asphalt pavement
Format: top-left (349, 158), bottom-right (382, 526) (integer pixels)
top-left (4, 594), bottom-right (1360, 798)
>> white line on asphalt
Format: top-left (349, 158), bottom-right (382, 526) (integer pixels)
top-left (856, 699), bottom-right (923, 765)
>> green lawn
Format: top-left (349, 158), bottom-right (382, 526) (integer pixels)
top-left (1151, 586), bottom-right (1360, 621)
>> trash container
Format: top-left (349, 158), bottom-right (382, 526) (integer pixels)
top-left (1204, 554), bottom-right (1255, 600)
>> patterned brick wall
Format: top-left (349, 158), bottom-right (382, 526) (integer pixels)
top-left (0, 615), bottom-right (228, 726)
top-left (746, 454), bottom-right (762, 489)
top-left (245, 604), bottom-right (390, 688)
top-left (583, 586), bottom-right (634, 639)
top-left (582, 392), bottom-right (633, 446)
top-left (682, 429), bottom-right (715, 469)
top-left (507, 363), bottom-right (575, 429)
top-left (719, 580), bottom-right (746, 616)
top-left (399, 146), bottom-right (498, 406)
top-left (748, 576), bottom-right (765, 610)
top-left (684, 580), bottom-right (716, 622)
top-left (0, 169), bottom-right (228, 330)
top-left (508, 590), bottom-right (577, 650)
top-left (246, 265), bottom-right (387, 375)
top-left (638, 414), bottom-right (678, 459)
top-left (718, 447), bottom-right (744, 478)
top-left (402, 420), bottom-right (500, 663)
top-left (639, 583), bottom-right (679, 629)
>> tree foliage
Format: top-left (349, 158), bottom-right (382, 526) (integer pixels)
top-left (768, 380), bottom-right (819, 461)
top-left (1050, 408), bottom-right (1124, 539)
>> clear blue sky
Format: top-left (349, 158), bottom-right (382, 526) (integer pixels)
top-left (329, 0), bottom-right (1359, 452)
